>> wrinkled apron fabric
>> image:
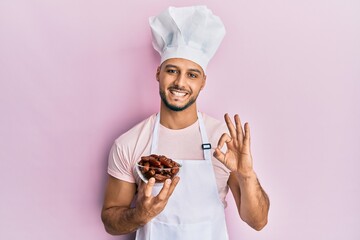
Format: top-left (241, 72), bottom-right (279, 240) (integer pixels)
top-left (135, 112), bottom-right (229, 240)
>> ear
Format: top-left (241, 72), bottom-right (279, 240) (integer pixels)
top-left (156, 66), bottom-right (161, 82)
top-left (200, 75), bottom-right (207, 90)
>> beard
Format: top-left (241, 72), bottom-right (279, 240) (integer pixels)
top-left (159, 88), bottom-right (199, 112)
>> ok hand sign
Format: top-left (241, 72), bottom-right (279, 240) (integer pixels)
top-left (213, 114), bottom-right (254, 177)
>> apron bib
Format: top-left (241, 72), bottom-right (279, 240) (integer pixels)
top-left (136, 112), bottom-right (229, 240)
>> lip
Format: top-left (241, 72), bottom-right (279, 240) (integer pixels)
top-left (170, 90), bottom-right (188, 97)
top-left (168, 88), bottom-right (189, 98)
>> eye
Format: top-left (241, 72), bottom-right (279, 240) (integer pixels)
top-left (167, 69), bottom-right (178, 74)
top-left (188, 73), bottom-right (198, 78)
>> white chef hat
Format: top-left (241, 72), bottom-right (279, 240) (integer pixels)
top-left (149, 5), bottom-right (226, 72)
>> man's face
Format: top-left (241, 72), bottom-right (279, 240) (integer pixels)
top-left (156, 58), bottom-right (206, 112)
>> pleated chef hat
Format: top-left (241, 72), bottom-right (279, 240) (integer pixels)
top-left (149, 6), bottom-right (226, 72)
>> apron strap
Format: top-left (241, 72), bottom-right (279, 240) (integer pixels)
top-left (197, 112), bottom-right (212, 161)
top-left (150, 113), bottom-right (160, 155)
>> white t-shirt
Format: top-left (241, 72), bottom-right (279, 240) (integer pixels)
top-left (108, 112), bottom-right (231, 207)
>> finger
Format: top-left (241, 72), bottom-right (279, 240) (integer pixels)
top-left (224, 113), bottom-right (237, 143)
top-left (243, 122), bottom-right (251, 151)
top-left (217, 133), bottom-right (232, 150)
top-left (213, 147), bottom-right (225, 163)
top-left (165, 176), bottom-right (180, 197)
top-left (214, 133), bottom-right (231, 163)
top-left (234, 114), bottom-right (244, 145)
top-left (144, 177), bottom-right (155, 197)
top-left (156, 178), bottom-right (173, 201)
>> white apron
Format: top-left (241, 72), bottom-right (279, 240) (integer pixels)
top-left (135, 112), bottom-right (229, 240)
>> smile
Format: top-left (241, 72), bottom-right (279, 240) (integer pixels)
top-left (169, 90), bottom-right (188, 97)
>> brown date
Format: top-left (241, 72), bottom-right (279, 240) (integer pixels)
top-left (138, 154), bottom-right (180, 183)
top-left (154, 174), bottom-right (170, 182)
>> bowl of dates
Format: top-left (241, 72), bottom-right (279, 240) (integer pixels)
top-left (136, 154), bottom-right (181, 183)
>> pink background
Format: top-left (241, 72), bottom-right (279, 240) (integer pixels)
top-left (1, 0), bottom-right (359, 239)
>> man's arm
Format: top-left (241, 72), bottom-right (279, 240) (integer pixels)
top-left (101, 176), bottom-right (140, 234)
top-left (214, 114), bottom-right (269, 231)
top-left (228, 171), bottom-right (269, 230)
top-left (101, 175), bottom-right (179, 235)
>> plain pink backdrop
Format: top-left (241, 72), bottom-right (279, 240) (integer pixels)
top-left (1, 0), bottom-right (359, 239)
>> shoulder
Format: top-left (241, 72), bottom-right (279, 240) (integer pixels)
top-left (108, 114), bottom-right (156, 182)
top-left (114, 114), bottom-right (156, 149)
top-left (201, 112), bottom-right (228, 136)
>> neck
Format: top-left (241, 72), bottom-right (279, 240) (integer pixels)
top-left (160, 103), bottom-right (198, 130)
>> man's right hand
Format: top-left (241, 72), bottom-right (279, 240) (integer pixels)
top-left (101, 175), bottom-right (179, 235)
top-left (134, 176), bottom-right (180, 224)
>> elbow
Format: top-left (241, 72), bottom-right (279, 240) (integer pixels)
top-left (103, 226), bottom-right (121, 236)
top-left (101, 210), bottom-right (121, 236)
top-left (103, 225), bottom-right (115, 235)
top-left (102, 220), bottom-right (124, 236)
top-left (251, 218), bottom-right (268, 231)
top-left (245, 217), bottom-right (268, 231)
top-left (241, 213), bottom-right (268, 231)
top-left (101, 220), bottom-right (117, 236)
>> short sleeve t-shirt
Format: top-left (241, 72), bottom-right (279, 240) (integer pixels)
top-left (107, 112), bottom-right (231, 207)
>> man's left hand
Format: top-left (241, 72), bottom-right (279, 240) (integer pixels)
top-left (213, 113), bottom-right (254, 178)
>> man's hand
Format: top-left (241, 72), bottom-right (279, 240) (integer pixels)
top-left (214, 114), bottom-right (269, 230)
top-left (213, 113), bottom-right (254, 177)
top-left (134, 176), bottom-right (180, 224)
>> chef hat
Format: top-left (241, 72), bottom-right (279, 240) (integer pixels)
top-left (149, 5), bottom-right (226, 72)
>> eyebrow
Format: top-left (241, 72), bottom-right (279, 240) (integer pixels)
top-left (164, 64), bottom-right (203, 75)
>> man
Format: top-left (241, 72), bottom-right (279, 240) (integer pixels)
top-left (101, 6), bottom-right (269, 240)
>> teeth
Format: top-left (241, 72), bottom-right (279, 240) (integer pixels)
top-left (171, 90), bottom-right (186, 97)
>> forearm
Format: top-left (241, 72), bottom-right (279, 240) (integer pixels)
top-left (101, 206), bottom-right (146, 235)
top-left (234, 171), bottom-right (270, 230)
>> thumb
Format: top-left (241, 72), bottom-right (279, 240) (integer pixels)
top-left (213, 147), bottom-right (225, 163)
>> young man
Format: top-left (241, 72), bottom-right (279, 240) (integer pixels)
top-left (101, 6), bottom-right (269, 240)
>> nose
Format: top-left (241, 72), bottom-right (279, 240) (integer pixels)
top-left (173, 73), bottom-right (186, 87)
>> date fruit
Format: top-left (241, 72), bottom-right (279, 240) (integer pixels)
top-left (138, 154), bottom-right (180, 183)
